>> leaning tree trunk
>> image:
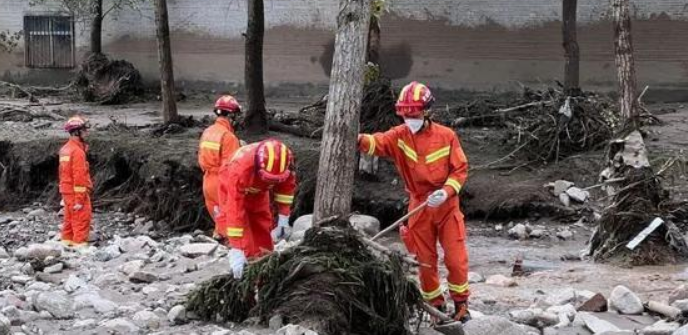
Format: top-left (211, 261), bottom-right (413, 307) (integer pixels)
top-left (562, 0), bottom-right (580, 95)
top-left (313, 0), bottom-right (372, 223)
top-left (154, 0), bottom-right (178, 123)
top-left (89, 0), bottom-right (103, 55)
top-left (613, 0), bottom-right (639, 122)
top-left (244, 0), bottom-right (268, 134)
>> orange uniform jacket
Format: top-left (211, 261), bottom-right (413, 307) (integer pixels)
top-left (59, 138), bottom-right (93, 245)
top-left (217, 144), bottom-right (297, 256)
top-left (198, 118), bottom-right (241, 225)
top-left (359, 122), bottom-right (467, 201)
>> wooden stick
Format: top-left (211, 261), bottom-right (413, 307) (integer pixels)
top-left (646, 301), bottom-right (681, 319)
top-left (421, 302), bottom-right (454, 323)
top-left (496, 100), bottom-right (551, 113)
top-left (360, 236), bottom-right (423, 267)
top-left (371, 201), bottom-right (428, 241)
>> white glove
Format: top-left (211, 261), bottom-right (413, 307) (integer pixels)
top-left (213, 206), bottom-right (220, 218)
top-left (271, 215), bottom-right (292, 242)
top-left (60, 199), bottom-right (65, 207)
top-left (229, 249), bottom-right (247, 279)
top-left (73, 203), bottom-right (84, 211)
top-left (427, 189), bottom-right (448, 208)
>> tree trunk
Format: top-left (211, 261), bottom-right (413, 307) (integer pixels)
top-left (89, 0), bottom-right (103, 55)
top-left (562, 0), bottom-right (579, 95)
top-left (154, 0), bottom-right (178, 123)
top-left (313, 0), bottom-right (372, 223)
top-left (613, 0), bottom-right (639, 121)
top-left (244, 0), bottom-right (268, 134)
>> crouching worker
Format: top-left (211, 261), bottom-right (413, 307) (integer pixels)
top-left (357, 81), bottom-right (471, 322)
top-left (217, 139), bottom-right (297, 279)
top-left (59, 116), bottom-right (93, 249)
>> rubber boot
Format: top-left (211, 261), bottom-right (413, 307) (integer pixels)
top-left (453, 301), bottom-right (471, 323)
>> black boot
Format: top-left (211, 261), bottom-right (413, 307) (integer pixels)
top-left (453, 301), bottom-right (471, 323)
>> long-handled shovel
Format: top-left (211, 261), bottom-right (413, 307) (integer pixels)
top-left (371, 200), bottom-right (428, 241)
top-left (421, 303), bottom-right (465, 335)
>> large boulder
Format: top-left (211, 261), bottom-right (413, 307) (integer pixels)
top-left (34, 291), bottom-right (74, 319)
top-left (132, 310), bottom-right (161, 329)
top-left (179, 243), bottom-right (217, 258)
top-left (464, 316), bottom-right (527, 335)
top-left (14, 243), bottom-right (61, 261)
top-left (608, 286), bottom-right (644, 315)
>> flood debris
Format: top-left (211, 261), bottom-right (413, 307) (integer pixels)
top-left (74, 53), bottom-right (144, 105)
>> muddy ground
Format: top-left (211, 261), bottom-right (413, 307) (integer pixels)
top-left (0, 95), bottom-right (687, 334)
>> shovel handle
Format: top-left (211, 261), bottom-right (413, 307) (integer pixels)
top-left (371, 200), bottom-right (429, 241)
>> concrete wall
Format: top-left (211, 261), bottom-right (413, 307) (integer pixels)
top-left (1, 0), bottom-right (688, 97)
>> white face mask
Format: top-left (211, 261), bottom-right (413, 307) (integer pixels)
top-left (404, 118), bottom-right (424, 134)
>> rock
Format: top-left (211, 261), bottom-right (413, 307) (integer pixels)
top-left (557, 229), bottom-right (574, 240)
top-left (643, 320), bottom-right (679, 335)
top-left (179, 243), bottom-right (217, 258)
top-left (14, 244), bottom-right (61, 261)
top-left (75, 294), bottom-right (118, 314)
top-left (495, 224), bottom-right (504, 231)
top-left (1, 306), bottom-right (19, 326)
top-left (576, 312), bottom-right (620, 334)
top-left (43, 263), bottom-right (63, 274)
top-left (10, 276), bottom-right (32, 285)
top-left (674, 325), bottom-right (688, 335)
top-left (671, 299), bottom-right (688, 313)
top-left (17, 310), bottom-right (40, 324)
top-left (529, 229), bottom-right (546, 238)
top-left (26, 209), bottom-right (46, 218)
top-left (94, 273), bottom-right (122, 287)
top-left (468, 272), bottom-right (485, 284)
top-left (276, 324), bottom-right (319, 335)
top-left (20, 263), bottom-right (34, 276)
top-left (544, 287), bottom-right (577, 306)
top-left (668, 285), bottom-right (688, 305)
top-left (552, 180), bottom-right (575, 196)
top-left (0, 247), bottom-right (8, 259)
top-left (73, 319), bottom-right (97, 328)
top-left (117, 237), bottom-right (150, 253)
top-left (348, 214), bottom-right (380, 236)
top-left (133, 220), bottom-right (155, 235)
top-left (94, 245), bottom-right (122, 262)
top-left (269, 314), bottom-right (284, 331)
top-left (566, 187), bottom-right (590, 203)
top-left (559, 193), bottom-right (571, 207)
top-left (167, 305), bottom-right (186, 325)
top-left (34, 291), bottom-right (73, 319)
top-left (463, 316), bottom-right (528, 335)
top-left (519, 324), bottom-right (541, 335)
top-left (547, 304), bottom-right (577, 321)
top-left (0, 313), bottom-right (9, 335)
top-left (486, 275), bottom-right (517, 287)
top-left (25, 282), bottom-right (51, 292)
top-left (129, 271), bottom-right (158, 284)
top-left (608, 285), bottom-right (644, 315)
top-left (293, 215), bottom-right (313, 234)
top-left (101, 318), bottom-right (140, 333)
top-left (118, 260), bottom-right (145, 275)
top-left (578, 293), bottom-right (608, 312)
top-left (509, 309), bottom-right (538, 326)
top-left (142, 285), bottom-right (159, 295)
top-left (133, 310), bottom-right (161, 329)
top-left (509, 224), bottom-right (529, 240)
top-left (64, 275), bottom-right (87, 293)
top-left (211, 331), bottom-right (232, 335)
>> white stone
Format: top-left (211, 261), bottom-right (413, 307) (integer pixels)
top-left (671, 299), bottom-right (688, 313)
top-left (566, 187), bottom-right (590, 203)
top-left (0, 313), bottom-right (9, 335)
top-left (101, 318), bottom-right (140, 333)
top-left (179, 243), bottom-right (217, 258)
top-left (276, 324), bottom-right (319, 335)
top-left (94, 273), bottom-right (122, 287)
top-left (642, 320), bottom-right (679, 335)
top-left (73, 319), bottom-right (97, 328)
top-left (132, 310), bottom-right (161, 329)
top-left (26, 209), bottom-right (46, 218)
top-left (94, 245), bottom-right (122, 262)
top-left (34, 291), bottom-right (74, 319)
top-left (142, 285), bottom-right (159, 295)
top-left (167, 305), bottom-right (186, 325)
top-left (576, 312), bottom-right (620, 334)
top-left (43, 263), bottom-right (63, 274)
top-left (486, 275), bottom-right (517, 287)
top-left (669, 285), bottom-right (688, 305)
top-left (64, 275), bottom-right (87, 293)
top-left (551, 180), bottom-right (575, 196)
top-left (546, 304), bottom-right (577, 321)
top-left (0, 247), bottom-right (9, 259)
top-left (559, 193), bottom-right (571, 207)
top-left (13, 244), bottom-right (61, 261)
top-left (543, 287), bottom-right (577, 306)
top-left (10, 276), bottom-right (31, 285)
top-left (508, 224), bottom-right (529, 240)
top-left (608, 285), bottom-right (644, 315)
top-left (509, 309), bottom-right (538, 326)
top-left (463, 316), bottom-right (528, 335)
top-left (674, 325), bottom-right (688, 335)
top-left (25, 282), bottom-right (51, 292)
top-left (293, 215), bottom-right (313, 234)
top-left (556, 229), bottom-right (574, 240)
top-left (348, 214), bottom-right (381, 236)
top-left (118, 260), bottom-right (145, 275)
top-left (529, 229), bottom-right (546, 238)
top-left (468, 272), bottom-right (485, 284)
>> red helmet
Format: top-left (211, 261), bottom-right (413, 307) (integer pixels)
top-left (255, 139), bottom-right (292, 183)
top-left (214, 95), bottom-right (241, 116)
top-left (395, 81), bottom-right (435, 118)
top-left (64, 116), bottom-right (88, 133)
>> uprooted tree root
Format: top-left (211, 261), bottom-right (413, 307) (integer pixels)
top-left (271, 77), bottom-right (400, 137)
top-left (75, 53), bottom-right (144, 105)
top-left (186, 221), bottom-right (422, 335)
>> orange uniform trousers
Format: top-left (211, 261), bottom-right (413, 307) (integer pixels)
top-left (405, 195), bottom-right (469, 306)
top-left (61, 194), bottom-right (92, 245)
top-left (203, 171), bottom-right (220, 223)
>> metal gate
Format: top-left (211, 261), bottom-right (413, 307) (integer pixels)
top-left (24, 15), bottom-right (75, 68)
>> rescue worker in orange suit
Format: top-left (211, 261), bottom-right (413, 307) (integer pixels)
top-left (217, 139), bottom-right (297, 279)
top-left (357, 81), bottom-right (471, 322)
top-left (198, 95), bottom-right (242, 237)
top-left (59, 116), bottom-right (93, 248)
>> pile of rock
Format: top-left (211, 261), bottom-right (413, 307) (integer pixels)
top-left (545, 180), bottom-right (590, 207)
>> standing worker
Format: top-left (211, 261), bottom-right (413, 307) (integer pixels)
top-left (59, 116), bottom-right (93, 248)
top-left (217, 139), bottom-right (296, 279)
top-left (357, 82), bottom-right (471, 322)
top-left (198, 95), bottom-right (242, 237)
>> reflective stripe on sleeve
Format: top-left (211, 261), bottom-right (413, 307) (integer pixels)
top-left (73, 186), bottom-right (87, 193)
top-left (226, 227), bottom-right (244, 237)
top-left (444, 178), bottom-right (462, 194)
top-left (200, 141), bottom-right (221, 151)
top-left (275, 194), bottom-right (294, 205)
top-left (365, 134), bottom-right (376, 156)
top-left (59, 156), bottom-right (70, 162)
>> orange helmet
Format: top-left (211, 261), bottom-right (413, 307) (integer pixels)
top-left (255, 139), bottom-right (292, 183)
top-left (64, 116), bottom-right (88, 133)
top-left (214, 95), bottom-right (242, 116)
top-left (395, 81), bottom-right (435, 118)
